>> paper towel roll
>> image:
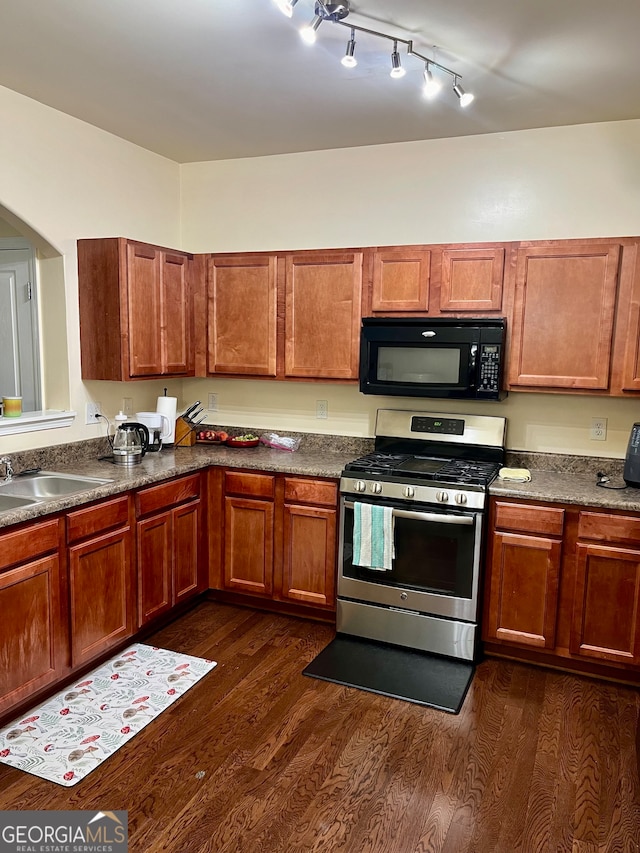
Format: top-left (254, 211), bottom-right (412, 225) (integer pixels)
top-left (156, 396), bottom-right (177, 444)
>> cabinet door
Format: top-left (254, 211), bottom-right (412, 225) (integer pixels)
top-left (285, 251), bottom-right (362, 379)
top-left (615, 242), bottom-right (640, 392)
top-left (174, 500), bottom-right (201, 604)
top-left (162, 252), bottom-right (191, 374)
top-left (371, 249), bottom-right (430, 313)
top-left (0, 555), bottom-right (64, 716)
top-left (224, 496), bottom-right (274, 596)
top-left (508, 243), bottom-right (621, 390)
top-left (208, 255), bottom-right (278, 376)
top-left (571, 543), bottom-right (640, 665)
top-left (486, 531), bottom-right (561, 649)
top-left (137, 511), bottom-right (173, 627)
top-left (127, 242), bottom-right (163, 376)
top-left (280, 503), bottom-right (336, 607)
top-left (69, 527), bottom-right (135, 668)
top-left (439, 246), bottom-right (505, 313)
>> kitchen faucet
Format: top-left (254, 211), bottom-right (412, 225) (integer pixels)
top-left (0, 457), bottom-right (14, 483)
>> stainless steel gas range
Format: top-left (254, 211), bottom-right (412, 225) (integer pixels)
top-left (337, 409), bottom-right (507, 662)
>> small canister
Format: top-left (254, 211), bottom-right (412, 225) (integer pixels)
top-left (2, 396), bottom-right (22, 418)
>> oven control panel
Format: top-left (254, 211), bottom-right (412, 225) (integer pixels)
top-left (341, 476), bottom-right (486, 510)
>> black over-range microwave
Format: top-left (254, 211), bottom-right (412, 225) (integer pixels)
top-left (359, 317), bottom-right (507, 401)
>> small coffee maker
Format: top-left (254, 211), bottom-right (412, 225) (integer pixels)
top-left (135, 412), bottom-right (171, 452)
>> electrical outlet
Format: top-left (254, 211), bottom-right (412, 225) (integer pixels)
top-left (316, 400), bottom-right (328, 419)
top-left (85, 401), bottom-right (102, 424)
top-left (122, 397), bottom-right (133, 417)
top-left (590, 417), bottom-right (607, 441)
top-left (208, 393), bottom-right (218, 411)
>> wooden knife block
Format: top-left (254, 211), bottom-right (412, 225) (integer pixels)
top-left (174, 416), bottom-right (196, 447)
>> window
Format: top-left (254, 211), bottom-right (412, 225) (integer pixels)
top-left (0, 237), bottom-right (42, 412)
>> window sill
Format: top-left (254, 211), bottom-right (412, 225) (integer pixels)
top-left (0, 410), bottom-right (77, 435)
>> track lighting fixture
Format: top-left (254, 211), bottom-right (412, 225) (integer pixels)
top-left (453, 78), bottom-right (474, 107)
top-left (275, 1), bottom-right (475, 108)
top-left (341, 28), bottom-right (357, 68)
top-left (390, 41), bottom-right (406, 78)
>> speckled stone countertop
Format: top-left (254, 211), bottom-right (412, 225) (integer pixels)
top-left (491, 451), bottom-right (640, 511)
top-left (0, 432), bottom-right (373, 530)
top-left (3, 434), bottom-right (640, 529)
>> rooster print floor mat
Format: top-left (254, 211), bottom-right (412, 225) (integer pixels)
top-left (0, 643), bottom-right (217, 786)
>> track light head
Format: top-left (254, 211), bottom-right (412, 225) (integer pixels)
top-left (453, 80), bottom-right (474, 107)
top-left (300, 14), bottom-right (323, 44)
top-left (341, 29), bottom-right (357, 68)
top-left (422, 64), bottom-right (442, 99)
top-left (390, 42), bottom-right (405, 78)
top-left (273, 0), bottom-right (299, 17)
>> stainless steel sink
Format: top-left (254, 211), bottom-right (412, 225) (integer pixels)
top-left (0, 493), bottom-right (40, 512)
top-left (0, 471), bottom-right (113, 501)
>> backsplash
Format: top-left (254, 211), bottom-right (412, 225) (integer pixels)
top-left (505, 450), bottom-right (625, 478)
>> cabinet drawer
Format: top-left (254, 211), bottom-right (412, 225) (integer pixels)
top-left (225, 471), bottom-right (275, 499)
top-left (0, 518), bottom-right (60, 571)
top-left (136, 474), bottom-right (201, 516)
top-left (578, 511), bottom-right (640, 545)
top-left (284, 477), bottom-right (337, 507)
top-left (494, 501), bottom-right (565, 536)
top-left (67, 495), bottom-right (130, 544)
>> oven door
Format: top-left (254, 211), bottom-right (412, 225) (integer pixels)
top-left (338, 495), bottom-right (483, 622)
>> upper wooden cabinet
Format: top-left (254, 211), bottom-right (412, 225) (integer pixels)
top-left (78, 237), bottom-right (194, 380)
top-left (284, 251), bottom-right (363, 379)
top-left (207, 254), bottom-right (277, 376)
top-left (207, 249), bottom-right (363, 381)
top-left (367, 243), bottom-right (508, 316)
top-left (507, 241), bottom-right (622, 392)
top-left (440, 246), bottom-right (505, 313)
top-left (371, 248), bottom-right (431, 313)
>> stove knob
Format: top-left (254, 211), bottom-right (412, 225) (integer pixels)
top-left (455, 493), bottom-right (468, 505)
top-left (371, 482), bottom-right (383, 494)
top-left (436, 490), bottom-right (449, 503)
top-left (400, 592), bottom-right (408, 601)
top-left (403, 486), bottom-right (415, 499)
top-left (354, 480), bottom-right (366, 493)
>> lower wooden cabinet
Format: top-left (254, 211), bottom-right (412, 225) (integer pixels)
top-left (0, 518), bottom-right (66, 716)
top-left (571, 511), bottom-right (640, 666)
top-left (486, 501), bottom-right (564, 649)
top-left (279, 477), bottom-right (337, 608)
top-left (67, 496), bottom-right (135, 668)
top-left (136, 473), bottom-right (205, 626)
top-left (211, 469), bottom-right (338, 614)
top-left (484, 497), bottom-right (640, 678)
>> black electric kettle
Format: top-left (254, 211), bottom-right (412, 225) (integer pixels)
top-left (112, 421), bottom-right (150, 466)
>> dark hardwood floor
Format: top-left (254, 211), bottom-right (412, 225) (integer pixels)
top-left (1, 601), bottom-right (639, 852)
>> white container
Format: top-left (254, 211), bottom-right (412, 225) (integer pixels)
top-left (136, 411), bottom-right (171, 439)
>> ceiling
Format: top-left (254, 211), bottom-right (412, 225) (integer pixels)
top-left (2, 0), bottom-right (640, 164)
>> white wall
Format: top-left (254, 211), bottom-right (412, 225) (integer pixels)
top-left (2, 89), bottom-right (640, 459)
top-left (0, 86), bottom-right (182, 453)
top-left (180, 120), bottom-right (640, 459)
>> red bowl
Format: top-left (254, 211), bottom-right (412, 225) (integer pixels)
top-left (225, 438), bottom-right (260, 448)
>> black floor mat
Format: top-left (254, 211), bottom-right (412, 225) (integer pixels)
top-left (303, 634), bottom-right (474, 714)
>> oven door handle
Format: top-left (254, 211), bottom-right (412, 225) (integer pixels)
top-left (343, 501), bottom-right (474, 526)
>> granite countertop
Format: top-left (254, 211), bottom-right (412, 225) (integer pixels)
top-left (0, 441), bottom-right (365, 530)
top-left (490, 468), bottom-right (640, 511)
top-left (3, 434), bottom-right (640, 530)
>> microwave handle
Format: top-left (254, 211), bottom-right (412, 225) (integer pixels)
top-left (468, 343), bottom-right (478, 388)
top-left (344, 501), bottom-right (474, 526)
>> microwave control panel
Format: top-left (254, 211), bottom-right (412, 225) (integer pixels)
top-left (478, 344), bottom-right (502, 393)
